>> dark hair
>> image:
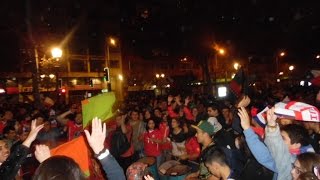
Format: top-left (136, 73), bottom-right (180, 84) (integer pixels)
top-left (184, 123), bottom-right (197, 139)
top-left (202, 146), bottom-right (229, 167)
top-left (281, 124), bottom-right (310, 146)
top-left (297, 152), bottom-right (320, 175)
top-left (33, 156), bottom-right (85, 180)
top-left (298, 172), bottom-right (318, 180)
top-left (3, 125), bottom-right (15, 135)
top-left (146, 119), bottom-right (159, 131)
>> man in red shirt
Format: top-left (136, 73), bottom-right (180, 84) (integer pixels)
top-left (57, 110), bottom-right (83, 141)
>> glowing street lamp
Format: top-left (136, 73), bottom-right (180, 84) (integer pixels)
top-left (316, 55), bottom-right (320, 59)
top-left (160, 73), bottom-right (165, 78)
top-left (218, 48), bottom-right (225, 55)
top-left (289, 65), bottom-right (294, 71)
top-left (110, 38), bottom-right (116, 46)
top-left (280, 52), bottom-right (285, 57)
top-left (51, 48), bottom-right (63, 59)
top-left (156, 74), bottom-right (160, 78)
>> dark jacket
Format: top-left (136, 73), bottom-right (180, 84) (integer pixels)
top-left (0, 144), bottom-right (29, 180)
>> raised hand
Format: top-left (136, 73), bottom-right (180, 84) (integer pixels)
top-left (22, 119), bottom-right (44, 148)
top-left (84, 117), bottom-right (107, 154)
top-left (266, 107), bottom-right (277, 126)
top-left (237, 107), bottom-right (251, 130)
top-left (237, 96), bottom-right (251, 108)
top-left (35, 144), bottom-right (51, 163)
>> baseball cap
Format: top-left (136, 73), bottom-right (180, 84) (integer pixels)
top-left (192, 120), bottom-right (215, 136)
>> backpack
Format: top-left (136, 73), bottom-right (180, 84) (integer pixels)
top-left (110, 127), bottom-right (131, 158)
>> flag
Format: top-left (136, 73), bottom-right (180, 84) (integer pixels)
top-left (274, 101), bottom-right (320, 122)
top-left (229, 68), bottom-right (247, 98)
top-left (81, 92), bottom-right (116, 128)
top-left (51, 136), bottom-right (90, 177)
top-left (251, 106), bottom-right (269, 128)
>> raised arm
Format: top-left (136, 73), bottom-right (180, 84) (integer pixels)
top-left (84, 117), bottom-right (125, 180)
top-left (56, 110), bottom-right (73, 125)
top-left (238, 107), bottom-right (277, 173)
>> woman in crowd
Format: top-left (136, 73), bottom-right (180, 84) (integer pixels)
top-left (143, 118), bottom-right (162, 167)
top-left (169, 118), bottom-right (186, 160)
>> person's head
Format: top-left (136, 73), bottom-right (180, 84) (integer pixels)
top-left (303, 122), bottom-right (320, 135)
top-left (33, 114), bottom-right (45, 126)
top-left (146, 119), bottom-right (159, 131)
top-left (154, 108), bottom-right (162, 118)
top-left (130, 110), bottom-right (139, 121)
top-left (144, 110), bottom-right (152, 120)
top-left (297, 172), bottom-right (318, 180)
top-left (291, 152), bottom-right (320, 180)
top-left (281, 124), bottom-right (310, 151)
top-left (207, 105), bottom-right (219, 117)
top-left (75, 113), bottom-right (82, 125)
top-left (192, 120), bottom-right (214, 144)
top-left (0, 140), bottom-right (10, 164)
top-left (43, 120), bottom-right (51, 132)
top-left (126, 162), bottom-right (149, 180)
top-left (33, 156), bottom-right (85, 180)
top-left (192, 107), bottom-right (198, 117)
top-left (170, 118), bottom-right (182, 129)
top-left (279, 118), bottom-right (293, 126)
top-left (3, 125), bottom-right (16, 140)
top-left (203, 146), bottom-right (230, 178)
top-left (3, 110), bottom-right (13, 121)
top-left (221, 106), bottom-right (231, 119)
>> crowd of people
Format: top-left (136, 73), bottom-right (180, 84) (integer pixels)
top-left (1, 85), bottom-right (320, 180)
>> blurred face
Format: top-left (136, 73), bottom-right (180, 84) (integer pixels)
top-left (36, 117), bottom-right (44, 126)
top-left (183, 123), bottom-right (188, 133)
top-left (291, 160), bottom-right (303, 180)
top-left (279, 118), bottom-right (292, 126)
top-left (0, 140), bottom-right (10, 163)
top-left (5, 130), bottom-right (16, 140)
top-left (154, 109), bottom-right (162, 118)
top-left (171, 119), bottom-right (179, 129)
top-left (192, 108), bottom-right (198, 117)
top-left (147, 120), bottom-right (155, 130)
top-left (281, 130), bottom-right (300, 150)
top-left (207, 107), bottom-right (219, 117)
top-left (195, 129), bottom-right (205, 144)
top-left (222, 108), bottom-right (230, 118)
top-left (131, 112), bottom-right (139, 121)
top-left (75, 114), bottom-right (82, 124)
top-left (43, 121), bottom-right (51, 132)
top-left (4, 111), bottom-right (13, 121)
top-left (205, 162), bottom-right (220, 177)
top-left (145, 111), bottom-right (151, 119)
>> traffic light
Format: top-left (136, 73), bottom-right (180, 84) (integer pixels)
top-left (104, 67), bottom-right (110, 82)
top-left (89, 79), bottom-right (94, 87)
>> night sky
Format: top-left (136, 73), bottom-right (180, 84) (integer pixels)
top-left (0, 0), bottom-right (320, 71)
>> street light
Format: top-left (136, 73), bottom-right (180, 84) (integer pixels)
top-left (51, 48), bottom-right (63, 59)
top-left (276, 51), bottom-right (286, 75)
top-left (289, 65), bottom-right (294, 71)
top-left (161, 73), bottom-right (165, 78)
top-left (218, 48), bottom-right (225, 55)
top-left (110, 38), bottom-right (116, 46)
top-left (233, 63), bottom-right (240, 70)
top-left (316, 55), bottom-right (320, 59)
top-left (156, 74), bottom-right (160, 78)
